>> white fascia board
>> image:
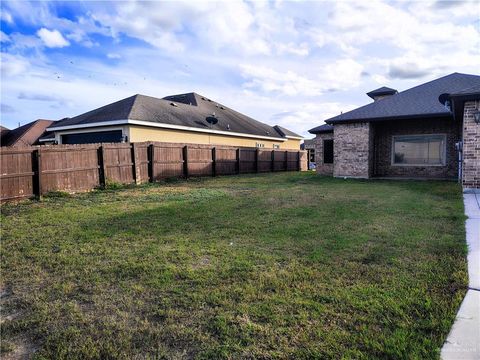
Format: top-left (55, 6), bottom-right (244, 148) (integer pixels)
top-left (47, 119), bottom-right (288, 142)
top-left (285, 135), bottom-right (304, 140)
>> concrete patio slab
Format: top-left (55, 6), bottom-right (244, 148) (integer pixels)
top-left (441, 192), bottom-right (480, 360)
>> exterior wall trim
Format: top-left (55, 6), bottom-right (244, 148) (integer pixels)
top-left (48, 119), bottom-right (288, 142)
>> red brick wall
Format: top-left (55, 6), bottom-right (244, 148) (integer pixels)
top-left (314, 132), bottom-right (334, 175)
top-left (462, 101), bottom-right (480, 189)
top-left (373, 118), bottom-right (461, 179)
top-left (334, 122), bottom-right (372, 178)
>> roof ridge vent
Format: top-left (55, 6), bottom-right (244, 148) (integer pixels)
top-left (170, 102), bottom-right (178, 107)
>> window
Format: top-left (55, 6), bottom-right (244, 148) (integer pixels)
top-left (309, 149), bottom-right (315, 162)
top-left (392, 134), bottom-right (446, 166)
top-left (273, 144), bottom-right (280, 149)
top-left (61, 130), bottom-right (124, 144)
top-left (323, 139), bottom-right (334, 164)
top-left (256, 142), bottom-right (265, 148)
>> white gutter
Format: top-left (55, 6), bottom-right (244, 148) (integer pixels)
top-left (285, 135), bottom-right (304, 140)
top-left (47, 119), bottom-right (289, 142)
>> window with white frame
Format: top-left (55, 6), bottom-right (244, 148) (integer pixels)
top-left (392, 134), bottom-right (446, 166)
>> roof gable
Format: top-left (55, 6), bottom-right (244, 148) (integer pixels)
top-left (1, 119), bottom-right (54, 147)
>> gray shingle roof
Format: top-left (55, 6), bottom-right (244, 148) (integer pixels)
top-left (324, 73), bottom-right (480, 124)
top-left (450, 84), bottom-right (480, 97)
top-left (308, 124), bottom-right (333, 134)
top-left (38, 131), bottom-right (56, 141)
top-left (50, 93), bottom-right (299, 140)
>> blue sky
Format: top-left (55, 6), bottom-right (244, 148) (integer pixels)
top-left (1, 1), bottom-right (479, 137)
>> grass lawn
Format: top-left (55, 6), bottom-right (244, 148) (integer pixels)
top-left (0, 172), bottom-right (467, 359)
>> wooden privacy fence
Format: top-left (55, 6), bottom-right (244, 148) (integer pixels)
top-left (0, 141), bottom-right (308, 202)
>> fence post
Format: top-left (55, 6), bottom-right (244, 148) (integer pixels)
top-left (297, 151), bottom-right (301, 171)
top-left (131, 143), bottom-right (138, 184)
top-left (183, 145), bottom-right (189, 178)
top-left (212, 147), bottom-right (216, 177)
top-left (32, 149), bottom-right (42, 199)
top-left (98, 146), bottom-right (106, 188)
top-left (148, 144), bottom-right (154, 182)
top-left (236, 148), bottom-right (241, 174)
top-left (284, 150), bottom-right (288, 171)
top-left (271, 150), bottom-right (275, 172)
top-left (255, 148), bottom-right (259, 173)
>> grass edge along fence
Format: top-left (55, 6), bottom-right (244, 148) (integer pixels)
top-left (0, 141), bottom-right (308, 202)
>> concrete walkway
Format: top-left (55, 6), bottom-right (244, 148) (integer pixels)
top-left (441, 191), bottom-right (480, 360)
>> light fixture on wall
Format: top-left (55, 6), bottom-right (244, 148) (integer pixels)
top-left (474, 110), bottom-right (480, 124)
top-left (474, 101), bottom-right (480, 124)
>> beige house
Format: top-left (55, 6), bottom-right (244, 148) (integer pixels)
top-left (47, 93), bottom-right (302, 149)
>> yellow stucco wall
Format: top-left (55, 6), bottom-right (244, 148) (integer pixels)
top-left (127, 126), bottom-right (301, 149)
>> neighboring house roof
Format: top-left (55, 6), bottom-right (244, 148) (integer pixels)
top-left (273, 125), bottom-right (303, 139)
top-left (366, 86), bottom-right (398, 99)
top-left (48, 93), bottom-right (302, 141)
top-left (309, 124), bottom-right (333, 134)
top-left (0, 125), bottom-right (9, 134)
top-left (301, 139), bottom-right (315, 150)
top-left (38, 131), bottom-right (56, 142)
top-left (1, 119), bottom-right (55, 147)
top-left (320, 73), bottom-right (480, 125)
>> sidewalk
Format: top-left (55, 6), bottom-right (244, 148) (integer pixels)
top-left (441, 191), bottom-right (480, 360)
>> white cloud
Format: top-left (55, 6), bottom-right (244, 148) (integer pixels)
top-left (36, 28), bottom-right (70, 48)
top-left (107, 53), bottom-right (121, 59)
top-left (275, 42), bottom-right (310, 56)
top-left (239, 58), bottom-right (363, 97)
top-left (0, 31), bottom-right (10, 43)
top-left (240, 64), bottom-right (323, 96)
top-left (322, 59), bottom-right (364, 90)
top-left (1, 53), bottom-right (29, 77)
top-left (270, 102), bottom-right (358, 137)
top-left (0, 10), bottom-right (13, 24)
top-left (327, 1), bottom-right (479, 80)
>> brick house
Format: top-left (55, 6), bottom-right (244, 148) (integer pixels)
top-left (309, 73), bottom-right (480, 190)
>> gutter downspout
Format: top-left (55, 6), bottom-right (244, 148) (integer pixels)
top-left (456, 141), bottom-right (463, 183)
top-left (450, 97), bottom-right (463, 183)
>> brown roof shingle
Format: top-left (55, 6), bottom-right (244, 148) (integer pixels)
top-left (1, 119), bottom-right (55, 147)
